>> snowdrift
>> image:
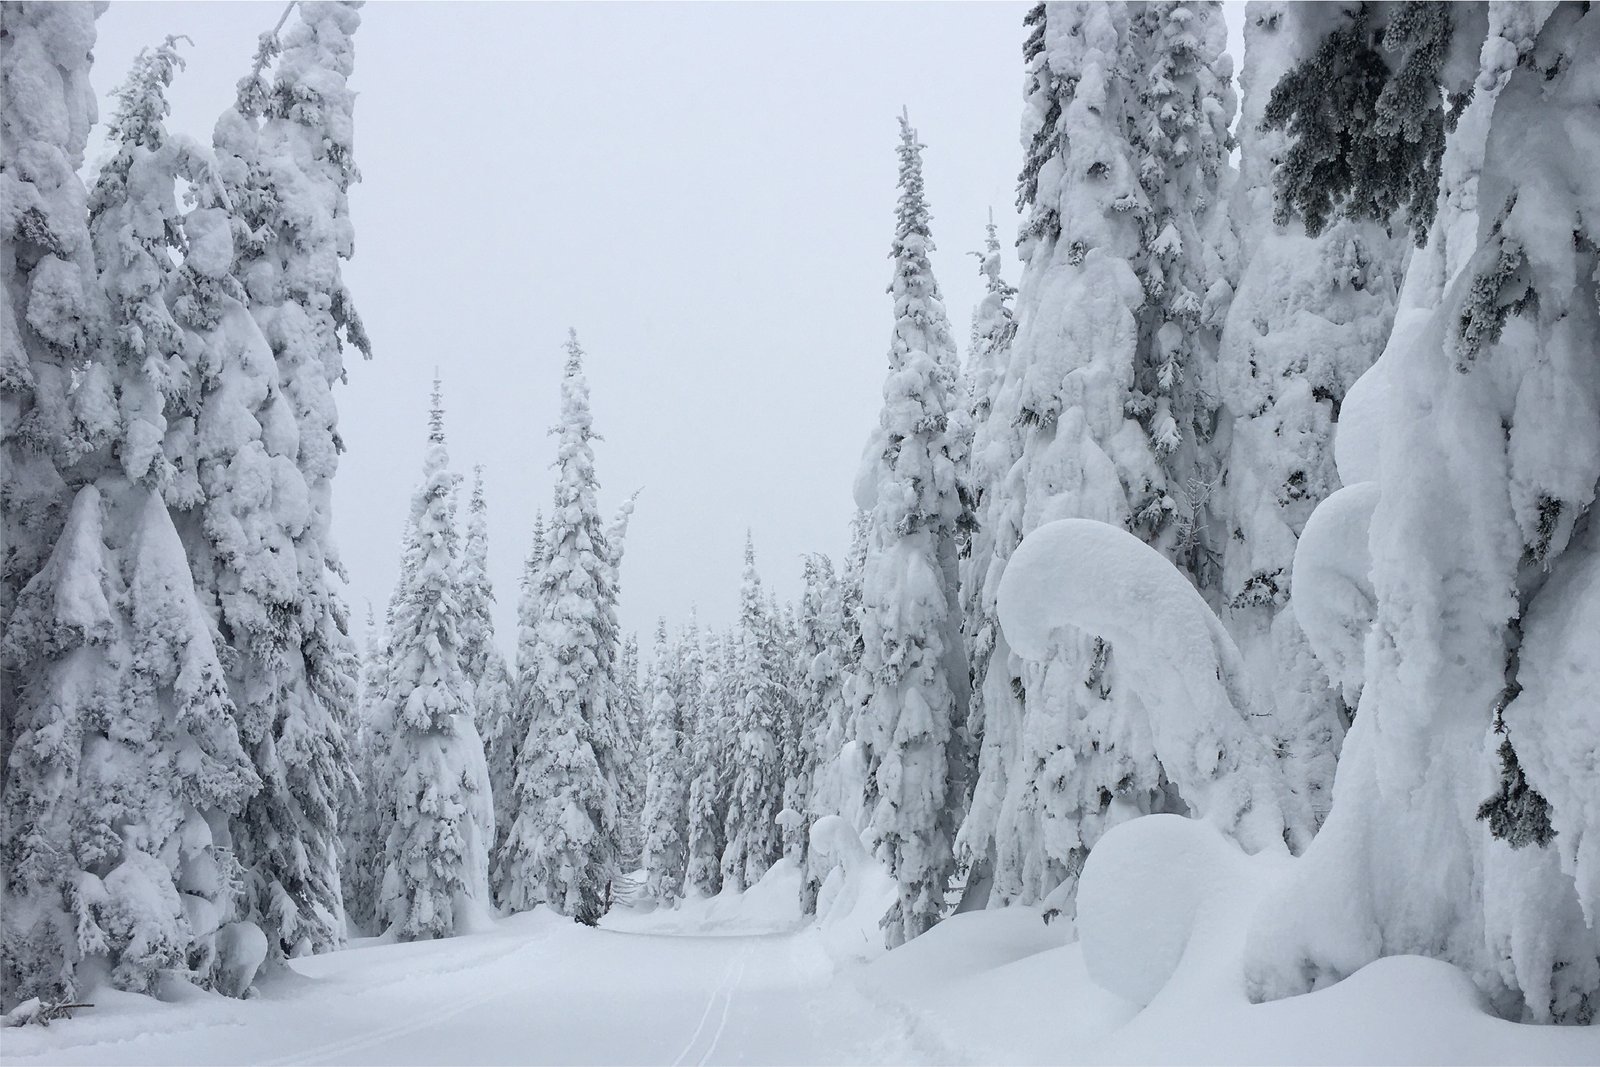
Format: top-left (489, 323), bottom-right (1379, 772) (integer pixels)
top-left (864, 816), bottom-right (1599, 1065)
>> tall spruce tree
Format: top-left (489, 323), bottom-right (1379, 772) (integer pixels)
top-left (1, 25), bottom-right (295, 1005)
top-left (961, 3), bottom-right (1301, 925)
top-left (719, 536), bottom-right (788, 891)
top-left (341, 604), bottom-right (387, 934)
top-left (486, 512), bottom-right (547, 902)
top-left (498, 331), bottom-right (622, 924)
top-left (795, 553), bottom-right (851, 913)
top-left (457, 466), bottom-right (515, 875)
top-left (209, 1), bottom-right (368, 960)
top-left (681, 618), bottom-right (724, 898)
top-left (1212, 1), bottom-right (1407, 828)
top-left (639, 620), bottom-right (689, 906)
top-left (375, 382), bottom-right (493, 940)
top-left (955, 214), bottom-right (1018, 900)
top-left (853, 113), bottom-right (968, 947)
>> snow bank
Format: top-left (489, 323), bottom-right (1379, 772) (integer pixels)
top-left (607, 857), bottom-right (808, 938)
top-left (866, 836), bottom-right (1595, 1065)
top-left (996, 519), bottom-right (1296, 852)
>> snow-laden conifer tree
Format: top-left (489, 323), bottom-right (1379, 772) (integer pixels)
top-left (956, 214), bottom-right (1018, 900)
top-left (340, 605), bottom-right (386, 934)
top-left (961, 4), bottom-right (1299, 923)
top-left (783, 558), bottom-right (831, 888)
top-left (771, 597), bottom-right (809, 867)
top-left (208, 2), bottom-right (367, 960)
top-left (375, 383), bottom-right (493, 940)
top-left (796, 553), bottom-right (853, 913)
top-left (458, 469), bottom-right (499, 702)
top-left (0, 1), bottom-right (106, 770)
top-left (720, 536), bottom-right (788, 891)
top-left (457, 466), bottom-right (515, 866)
top-left (1246, 2), bottom-right (1600, 1023)
top-left (639, 620), bottom-right (689, 906)
top-left (1211, 1), bottom-right (1409, 827)
top-left (498, 331), bottom-right (622, 924)
top-left (2, 484), bottom-right (262, 1004)
top-left (1122, 1), bottom-right (1237, 585)
top-left (485, 512), bottom-right (546, 901)
top-left (682, 619), bottom-right (724, 898)
top-left (852, 113), bottom-right (968, 946)
top-left (2, 25), bottom-right (303, 1004)
top-left (616, 633), bottom-right (647, 871)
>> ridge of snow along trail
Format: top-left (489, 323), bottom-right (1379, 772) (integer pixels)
top-left (6, 856), bottom-right (1597, 1066)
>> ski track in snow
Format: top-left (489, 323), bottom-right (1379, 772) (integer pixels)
top-left (668, 939), bottom-right (745, 1067)
top-left (697, 941), bottom-right (750, 1066)
top-left (2, 910), bottom-right (903, 1067)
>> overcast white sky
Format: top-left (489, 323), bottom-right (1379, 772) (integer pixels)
top-left (89, 2), bottom-right (1246, 652)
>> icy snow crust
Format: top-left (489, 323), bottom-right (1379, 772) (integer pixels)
top-left (8, 844), bottom-right (1594, 1066)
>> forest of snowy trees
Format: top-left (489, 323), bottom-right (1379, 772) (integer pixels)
top-left (2, 0), bottom-right (1597, 1043)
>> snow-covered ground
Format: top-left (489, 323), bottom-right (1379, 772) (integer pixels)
top-left (6, 855), bottom-right (1595, 1066)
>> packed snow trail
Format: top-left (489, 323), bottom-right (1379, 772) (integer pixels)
top-left (0, 911), bottom-right (927, 1067)
top-left (4, 885), bottom-right (1595, 1066)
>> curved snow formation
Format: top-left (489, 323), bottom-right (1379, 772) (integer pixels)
top-left (1290, 482), bottom-right (1380, 707)
top-left (996, 518), bottom-right (1295, 854)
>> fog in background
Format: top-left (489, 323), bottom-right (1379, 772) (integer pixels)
top-left (89, 2), bottom-right (1246, 650)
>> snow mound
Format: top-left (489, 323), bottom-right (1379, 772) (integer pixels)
top-left (1077, 814), bottom-right (1253, 1007)
top-left (212, 922), bottom-right (268, 998)
top-left (996, 518), bottom-right (1295, 852)
top-left (810, 815), bottom-right (898, 963)
top-left (863, 906), bottom-right (1067, 997)
top-left (608, 858), bottom-right (808, 938)
top-left (1290, 481), bottom-right (1380, 705)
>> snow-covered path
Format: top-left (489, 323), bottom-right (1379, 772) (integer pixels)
top-left (6, 863), bottom-right (1597, 1067)
top-left (0, 911), bottom-right (931, 1067)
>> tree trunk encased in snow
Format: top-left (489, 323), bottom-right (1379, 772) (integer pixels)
top-left (1244, 2), bottom-right (1600, 1023)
